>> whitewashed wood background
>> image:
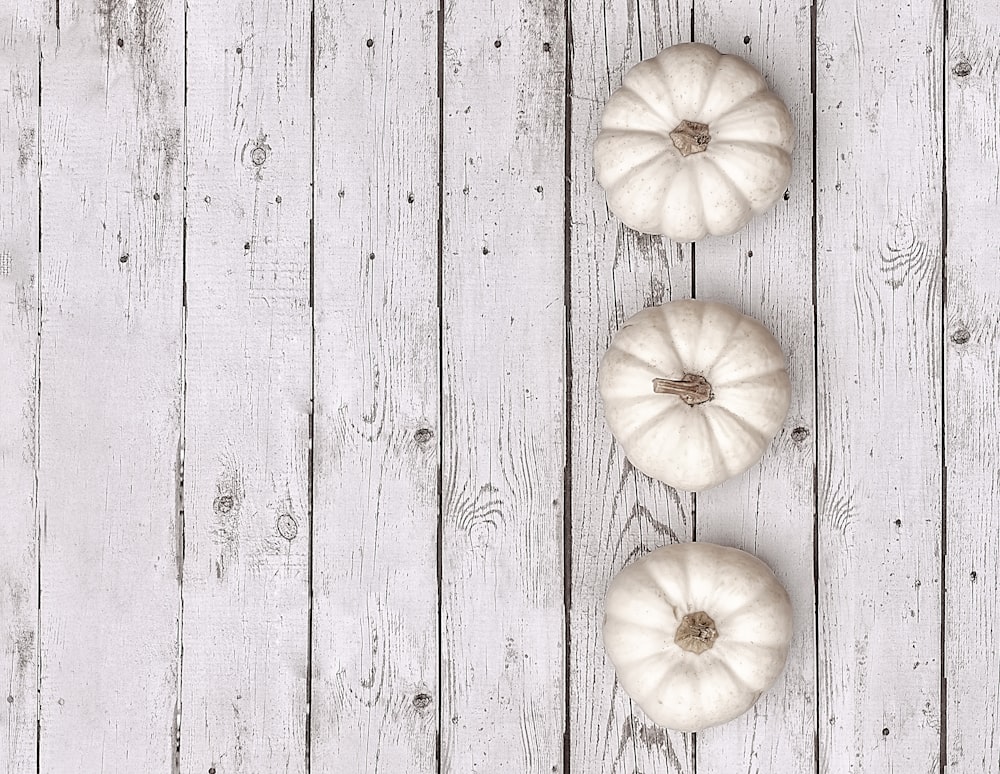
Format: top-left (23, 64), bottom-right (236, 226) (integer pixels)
top-left (1, 0), bottom-right (997, 771)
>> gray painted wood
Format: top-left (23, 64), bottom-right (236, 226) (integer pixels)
top-left (37, 0), bottom-right (185, 770)
top-left (310, 1), bottom-right (441, 771)
top-left (692, 4), bottom-right (817, 773)
top-left (815, 0), bottom-right (944, 770)
top-left (567, 2), bottom-right (694, 774)
top-left (439, 0), bottom-right (566, 770)
top-left (944, 3), bottom-right (1000, 769)
top-left (0, 4), bottom-right (39, 772)
top-left (181, 0), bottom-right (312, 770)
top-left (4, 0), bottom-right (1000, 769)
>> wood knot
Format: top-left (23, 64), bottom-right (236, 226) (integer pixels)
top-left (412, 693), bottom-right (432, 709)
top-left (119, 253), bottom-right (129, 264)
top-left (743, 35), bottom-right (751, 44)
top-left (117, 37), bottom-right (124, 48)
top-left (214, 494), bottom-right (235, 514)
top-left (951, 327), bottom-right (971, 344)
top-left (952, 61), bottom-right (972, 77)
top-left (276, 513), bottom-right (298, 540)
top-left (414, 428), bottom-right (434, 443)
top-left (250, 146), bottom-right (268, 166)
top-left (791, 426), bottom-right (809, 443)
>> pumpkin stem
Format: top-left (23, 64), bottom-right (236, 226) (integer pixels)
top-left (675, 611), bottom-right (718, 654)
top-left (652, 373), bottom-right (714, 405)
top-left (669, 120), bottom-right (711, 156)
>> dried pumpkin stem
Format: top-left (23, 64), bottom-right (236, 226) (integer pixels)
top-left (675, 611), bottom-right (718, 654)
top-left (669, 119), bottom-right (711, 156)
top-left (652, 373), bottom-right (714, 405)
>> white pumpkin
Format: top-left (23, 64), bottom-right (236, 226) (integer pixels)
top-left (603, 542), bottom-right (793, 732)
top-left (599, 299), bottom-right (790, 492)
top-left (594, 42), bottom-right (794, 241)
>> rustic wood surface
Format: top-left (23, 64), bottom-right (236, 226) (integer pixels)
top-left (1, 0), bottom-right (997, 772)
top-left (182, 0), bottom-right (312, 770)
top-left (35, 0), bottom-right (186, 771)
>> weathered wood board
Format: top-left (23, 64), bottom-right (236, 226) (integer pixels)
top-left (37, 0), bottom-right (186, 770)
top-left (0, 4), bottom-right (40, 771)
top-left (310, 0), bottom-right (441, 771)
top-left (943, 2), bottom-right (1000, 770)
top-left (815, 0), bottom-right (944, 770)
top-left (181, 0), bottom-right (312, 770)
top-left (439, 0), bottom-right (567, 770)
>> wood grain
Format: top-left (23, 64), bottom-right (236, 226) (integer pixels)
top-left (0, 3), bottom-right (39, 772)
top-left (440, 0), bottom-right (566, 769)
top-left (815, 1), bottom-right (943, 770)
top-left (692, 4), bottom-right (817, 772)
top-left (310, 2), bottom-right (440, 771)
top-left (567, 2), bottom-right (694, 773)
top-left (181, 0), bottom-right (312, 770)
top-left (943, 5), bottom-right (1000, 770)
top-left (37, 0), bottom-right (185, 769)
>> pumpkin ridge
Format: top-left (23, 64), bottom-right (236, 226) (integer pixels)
top-left (614, 83), bottom-right (678, 133)
top-left (699, 155), bottom-right (753, 218)
top-left (604, 343), bottom-right (668, 379)
top-left (691, 302), bottom-right (748, 374)
top-left (619, 402), bottom-right (688, 452)
top-left (649, 305), bottom-right (690, 370)
top-left (600, 144), bottom-right (675, 191)
top-left (709, 365), bottom-right (790, 390)
top-left (692, 57), bottom-right (727, 121)
top-left (705, 403), bottom-right (771, 449)
top-left (700, 86), bottom-right (770, 125)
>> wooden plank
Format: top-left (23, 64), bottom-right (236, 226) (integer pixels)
top-left (0, 4), bottom-right (39, 772)
top-left (181, 1), bottom-right (312, 771)
top-left (439, 0), bottom-right (566, 769)
top-left (943, 5), bottom-right (1000, 770)
top-left (309, 2), bottom-right (440, 771)
top-left (691, 6), bottom-right (816, 772)
top-left (37, 0), bottom-right (185, 769)
top-left (567, 2), bottom-right (694, 773)
top-left (815, 1), bottom-right (943, 770)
